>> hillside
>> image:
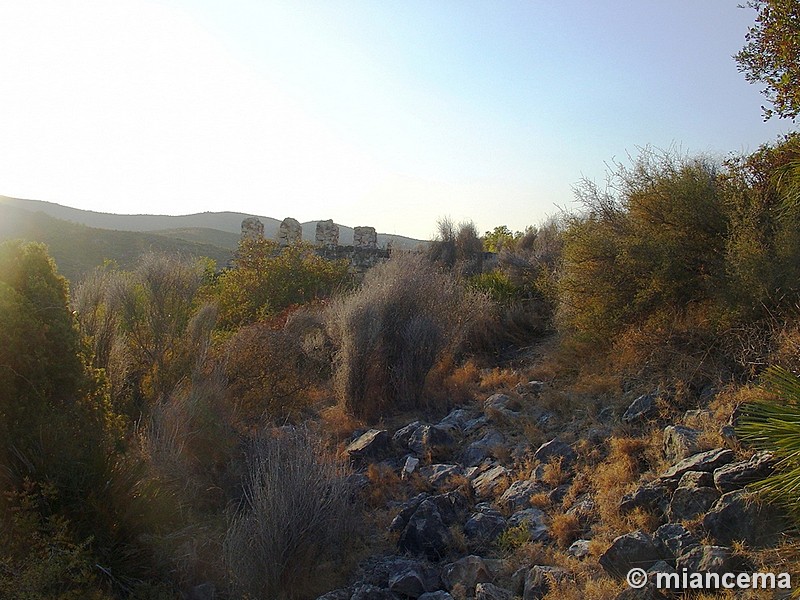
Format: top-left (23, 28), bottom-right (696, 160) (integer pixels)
top-left (0, 203), bottom-right (233, 282)
top-left (0, 196), bottom-right (424, 249)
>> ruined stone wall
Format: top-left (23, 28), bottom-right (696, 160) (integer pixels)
top-left (240, 217), bottom-right (391, 274)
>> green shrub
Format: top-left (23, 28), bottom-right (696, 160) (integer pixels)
top-left (328, 253), bottom-right (490, 420)
top-left (214, 238), bottom-right (350, 329)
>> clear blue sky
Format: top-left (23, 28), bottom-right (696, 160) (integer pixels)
top-left (0, 1), bottom-right (793, 239)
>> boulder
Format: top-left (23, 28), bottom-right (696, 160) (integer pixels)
top-left (409, 425), bottom-right (456, 461)
top-left (676, 470), bottom-right (714, 489)
top-left (387, 563), bottom-right (441, 597)
top-left (598, 531), bottom-right (665, 579)
top-left (666, 486), bottom-right (720, 521)
top-left (402, 456), bottom-right (421, 478)
top-left (675, 545), bottom-right (746, 577)
top-left (522, 565), bottom-right (568, 600)
top-left (703, 490), bottom-right (784, 547)
top-left (389, 493), bottom-right (429, 533)
top-left (619, 481), bottom-right (673, 515)
top-left (393, 421), bottom-right (423, 449)
top-left (567, 539), bottom-right (591, 559)
top-left (659, 448), bottom-right (735, 482)
top-left (441, 555), bottom-right (493, 593)
top-left (464, 509), bottom-right (507, 548)
top-left (662, 425), bottom-right (700, 462)
top-left (533, 439), bottom-right (576, 469)
top-left (622, 392), bottom-right (658, 424)
top-left (475, 582), bottom-right (514, 600)
top-left (347, 429), bottom-right (391, 465)
top-left (462, 429), bottom-right (504, 466)
top-left (499, 479), bottom-right (542, 511)
top-left (437, 408), bottom-right (472, 434)
top-left (472, 465), bottom-right (510, 499)
top-left (397, 500), bottom-right (453, 561)
top-left (508, 508), bottom-right (549, 542)
top-left (713, 451), bottom-right (775, 493)
top-left (653, 523), bottom-right (700, 560)
top-left (425, 464), bottom-right (465, 489)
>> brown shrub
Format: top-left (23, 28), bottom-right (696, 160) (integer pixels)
top-left (222, 308), bottom-right (331, 425)
top-left (328, 253), bottom-right (490, 420)
top-left (223, 428), bottom-right (356, 600)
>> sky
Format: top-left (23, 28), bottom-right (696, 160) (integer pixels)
top-left (0, 1), bottom-right (795, 240)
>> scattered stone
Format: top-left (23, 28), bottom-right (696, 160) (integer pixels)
top-left (403, 456), bottom-right (421, 478)
top-left (464, 415), bottom-right (490, 434)
top-left (441, 555), bottom-right (493, 593)
top-left (566, 494), bottom-right (596, 523)
top-left (472, 465), bottom-right (510, 498)
top-left (659, 448), bottom-right (735, 482)
top-left (389, 493), bottom-right (429, 533)
top-left (622, 392), bottom-right (658, 424)
top-left (535, 411), bottom-right (558, 431)
top-left (662, 425), bottom-right (700, 462)
top-left (508, 508), bottom-right (549, 542)
top-left (475, 582), bottom-right (514, 600)
top-left (568, 539), bottom-right (591, 559)
top-left (667, 486), bottom-right (720, 521)
top-left (533, 439), bottom-right (576, 469)
top-left (347, 429), bottom-right (391, 465)
top-left (599, 531), bottom-right (665, 579)
top-left (713, 451), bottom-right (775, 493)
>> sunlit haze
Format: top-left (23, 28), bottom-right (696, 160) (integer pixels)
top-left (0, 1), bottom-right (793, 240)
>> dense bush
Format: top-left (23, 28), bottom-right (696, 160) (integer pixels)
top-left (223, 428), bottom-right (354, 600)
top-left (222, 308), bottom-right (331, 425)
top-left (427, 218), bottom-right (485, 277)
top-left (328, 252), bottom-right (490, 419)
top-left (214, 237), bottom-right (350, 329)
top-left (557, 139), bottom-right (800, 383)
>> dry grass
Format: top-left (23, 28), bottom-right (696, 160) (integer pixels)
top-left (223, 428), bottom-right (356, 600)
top-left (478, 366), bottom-right (525, 392)
top-left (550, 513), bottom-right (582, 549)
top-left (365, 463), bottom-right (404, 508)
top-left (542, 458), bottom-right (571, 487)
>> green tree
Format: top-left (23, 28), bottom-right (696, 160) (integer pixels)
top-left (735, 0), bottom-right (800, 120)
top-left (482, 225), bottom-right (522, 253)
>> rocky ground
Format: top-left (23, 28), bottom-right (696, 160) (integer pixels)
top-left (314, 381), bottom-right (793, 600)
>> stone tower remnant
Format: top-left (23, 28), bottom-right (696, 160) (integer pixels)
top-left (315, 219), bottom-right (339, 249)
top-left (278, 217), bottom-right (302, 246)
top-left (241, 217), bottom-right (264, 241)
top-left (353, 226), bottom-right (378, 249)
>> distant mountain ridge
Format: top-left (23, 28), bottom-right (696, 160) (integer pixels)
top-left (0, 196), bottom-right (423, 248)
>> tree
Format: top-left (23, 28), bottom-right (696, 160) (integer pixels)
top-left (735, 0), bottom-right (800, 120)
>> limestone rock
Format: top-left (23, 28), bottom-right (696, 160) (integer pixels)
top-left (472, 465), bottom-right (510, 499)
top-left (508, 508), bottom-right (549, 542)
top-left (622, 392), bottom-right (658, 424)
top-left (703, 490), bottom-right (785, 547)
top-left (533, 439), bottom-right (576, 469)
top-left (409, 425), bottom-right (456, 461)
top-left (522, 565), bottom-right (568, 600)
top-left (666, 486), bottom-right (720, 521)
top-left (662, 425), bottom-right (700, 462)
top-left (713, 451), bottom-right (775, 493)
top-left (441, 555), bottom-right (493, 593)
top-left (397, 499), bottom-right (453, 560)
top-left (475, 582), bottom-right (514, 600)
top-left (653, 523), bottom-right (700, 560)
top-left (499, 479), bottom-right (542, 511)
top-left (659, 448), bottom-right (735, 482)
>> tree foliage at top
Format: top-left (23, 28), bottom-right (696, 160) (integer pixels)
top-left (735, 0), bottom-right (800, 120)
